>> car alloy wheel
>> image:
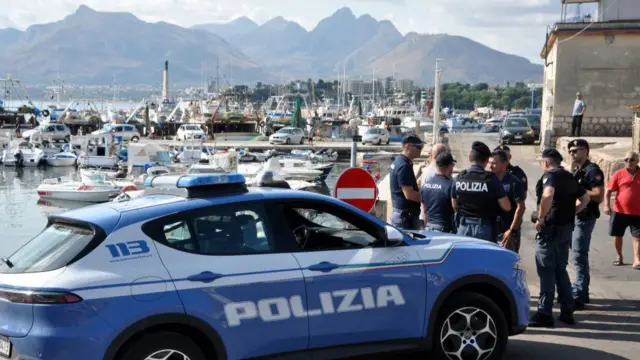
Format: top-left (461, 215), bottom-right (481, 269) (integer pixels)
top-left (145, 349), bottom-right (191, 360)
top-left (440, 307), bottom-right (497, 360)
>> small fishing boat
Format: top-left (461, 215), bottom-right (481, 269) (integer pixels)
top-left (2, 141), bottom-right (45, 167)
top-left (46, 152), bottom-right (77, 167)
top-left (36, 178), bottom-right (121, 202)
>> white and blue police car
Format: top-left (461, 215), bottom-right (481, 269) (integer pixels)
top-left (0, 173), bottom-right (529, 360)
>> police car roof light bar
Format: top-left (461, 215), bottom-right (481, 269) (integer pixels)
top-left (144, 173), bottom-right (246, 189)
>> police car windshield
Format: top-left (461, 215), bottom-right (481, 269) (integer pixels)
top-left (366, 128), bottom-right (379, 134)
top-left (277, 128), bottom-right (293, 134)
top-left (0, 223), bottom-right (95, 274)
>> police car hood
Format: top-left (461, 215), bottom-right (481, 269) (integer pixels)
top-left (403, 229), bottom-right (501, 248)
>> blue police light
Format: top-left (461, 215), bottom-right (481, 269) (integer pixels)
top-left (144, 173), bottom-right (246, 188)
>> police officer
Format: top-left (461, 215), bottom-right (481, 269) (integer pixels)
top-left (489, 150), bottom-right (526, 253)
top-left (452, 141), bottom-right (512, 241)
top-left (568, 139), bottom-right (605, 310)
top-left (420, 152), bottom-right (456, 233)
top-left (390, 134), bottom-right (424, 230)
top-left (529, 149), bottom-right (591, 328)
top-left (494, 144), bottom-right (528, 197)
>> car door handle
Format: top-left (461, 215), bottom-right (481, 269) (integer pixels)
top-left (308, 262), bottom-right (340, 273)
top-left (186, 271), bottom-right (223, 283)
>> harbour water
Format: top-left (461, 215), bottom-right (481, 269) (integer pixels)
top-left (1, 161), bottom-right (388, 258)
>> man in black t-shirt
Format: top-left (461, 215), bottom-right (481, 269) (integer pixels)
top-left (529, 149), bottom-right (591, 328)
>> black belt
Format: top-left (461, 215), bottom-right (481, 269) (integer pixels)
top-left (393, 208), bottom-right (419, 216)
top-left (459, 216), bottom-right (493, 225)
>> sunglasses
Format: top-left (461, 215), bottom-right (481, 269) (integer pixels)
top-left (569, 148), bottom-right (586, 154)
top-left (624, 158), bottom-right (638, 162)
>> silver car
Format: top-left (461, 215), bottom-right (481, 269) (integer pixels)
top-left (269, 127), bottom-right (305, 145)
top-left (362, 127), bottom-right (390, 145)
top-left (21, 124), bottom-right (71, 142)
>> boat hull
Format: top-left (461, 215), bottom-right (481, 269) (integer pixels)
top-left (36, 186), bottom-right (114, 202)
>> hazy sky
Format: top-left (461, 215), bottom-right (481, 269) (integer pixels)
top-left (0, 0), bottom-right (597, 64)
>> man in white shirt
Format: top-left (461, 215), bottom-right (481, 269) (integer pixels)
top-left (418, 143), bottom-right (449, 221)
top-left (571, 92), bottom-right (586, 137)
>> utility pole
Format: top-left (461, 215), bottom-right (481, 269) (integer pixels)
top-left (432, 59), bottom-right (442, 145)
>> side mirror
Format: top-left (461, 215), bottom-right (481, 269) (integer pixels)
top-left (385, 225), bottom-right (405, 246)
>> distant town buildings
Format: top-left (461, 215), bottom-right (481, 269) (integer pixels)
top-left (539, 0), bottom-right (640, 148)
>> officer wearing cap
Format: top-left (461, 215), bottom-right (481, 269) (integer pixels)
top-left (530, 148), bottom-right (590, 328)
top-left (568, 139), bottom-right (604, 310)
top-left (390, 134), bottom-right (424, 230)
top-left (494, 144), bottom-right (528, 198)
top-left (452, 141), bottom-right (512, 241)
top-left (420, 152), bottom-right (456, 233)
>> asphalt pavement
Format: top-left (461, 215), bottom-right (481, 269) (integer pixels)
top-left (445, 133), bottom-right (640, 359)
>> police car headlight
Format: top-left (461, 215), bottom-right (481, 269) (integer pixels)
top-left (503, 130), bottom-right (511, 135)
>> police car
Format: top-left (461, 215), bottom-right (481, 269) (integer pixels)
top-left (0, 173), bottom-right (529, 360)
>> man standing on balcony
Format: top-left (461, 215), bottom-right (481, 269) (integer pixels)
top-left (571, 92), bottom-right (585, 137)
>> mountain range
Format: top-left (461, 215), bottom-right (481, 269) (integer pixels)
top-left (0, 5), bottom-right (543, 86)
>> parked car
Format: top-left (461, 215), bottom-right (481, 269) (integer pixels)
top-left (521, 114), bottom-right (541, 140)
top-left (362, 127), bottom-right (390, 145)
top-left (176, 124), bottom-right (205, 140)
top-left (269, 127), bottom-right (305, 145)
top-left (21, 124), bottom-right (71, 142)
top-left (0, 173), bottom-right (529, 360)
top-left (500, 117), bottom-right (536, 145)
top-left (92, 124), bottom-right (140, 142)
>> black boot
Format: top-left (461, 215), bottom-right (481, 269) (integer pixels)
top-left (558, 313), bottom-right (576, 325)
top-left (529, 312), bottom-right (555, 328)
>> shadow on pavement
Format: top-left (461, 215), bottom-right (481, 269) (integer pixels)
top-left (525, 296), bottom-right (640, 344)
top-left (506, 338), bottom-right (629, 360)
top-left (362, 339), bottom-right (628, 360)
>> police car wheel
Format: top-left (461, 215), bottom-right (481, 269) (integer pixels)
top-left (432, 291), bottom-right (508, 360)
top-left (119, 331), bottom-right (206, 360)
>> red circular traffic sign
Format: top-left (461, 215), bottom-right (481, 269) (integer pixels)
top-left (334, 167), bottom-right (378, 213)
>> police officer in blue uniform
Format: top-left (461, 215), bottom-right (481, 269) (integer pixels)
top-left (568, 139), bottom-right (605, 310)
top-left (494, 144), bottom-right (528, 198)
top-left (489, 150), bottom-right (526, 253)
top-left (390, 135), bottom-right (424, 230)
top-left (452, 141), bottom-right (512, 241)
top-left (529, 149), bottom-right (591, 328)
top-left (420, 152), bottom-right (456, 233)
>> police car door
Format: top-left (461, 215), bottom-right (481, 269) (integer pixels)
top-left (146, 201), bottom-right (309, 359)
top-left (276, 199), bottom-right (427, 349)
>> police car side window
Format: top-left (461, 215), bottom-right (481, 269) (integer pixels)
top-left (280, 201), bottom-right (383, 250)
top-left (163, 221), bottom-right (195, 250)
top-left (192, 207), bottom-right (272, 255)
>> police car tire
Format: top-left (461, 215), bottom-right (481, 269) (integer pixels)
top-left (119, 331), bottom-right (207, 360)
top-left (431, 291), bottom-right (508, 360)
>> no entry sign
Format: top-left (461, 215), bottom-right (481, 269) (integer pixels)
top-left (334, 167), bottom-right (378, 213)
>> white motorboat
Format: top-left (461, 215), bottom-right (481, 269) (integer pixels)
top-left (278, 158), bottom-right (333, 181)
top-left (37, 177), bottom-right (121, 203)
top-left (80, 168), bottom-right (119, 182)
top-left (2, 141), bottom-right (45, 167)
top-left (46, 152), bottom-right (77, 167)
top-left (187, 163), bottom-right (226, 174)
top-left (133, 166), bottom-right (172, 187)
top-left (238, 158), bottom-right (322, 182)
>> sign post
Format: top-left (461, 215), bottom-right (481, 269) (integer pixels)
top-left (334, 167), bottom-right (378, 213)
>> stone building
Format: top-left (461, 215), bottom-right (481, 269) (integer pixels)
top-left (539, 0), bottom-right (640, 149)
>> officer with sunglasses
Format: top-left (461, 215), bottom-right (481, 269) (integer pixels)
top-left (390, 135), bottom-right (424, 230)
top-left (569, 139), bottom-right (605, 310)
